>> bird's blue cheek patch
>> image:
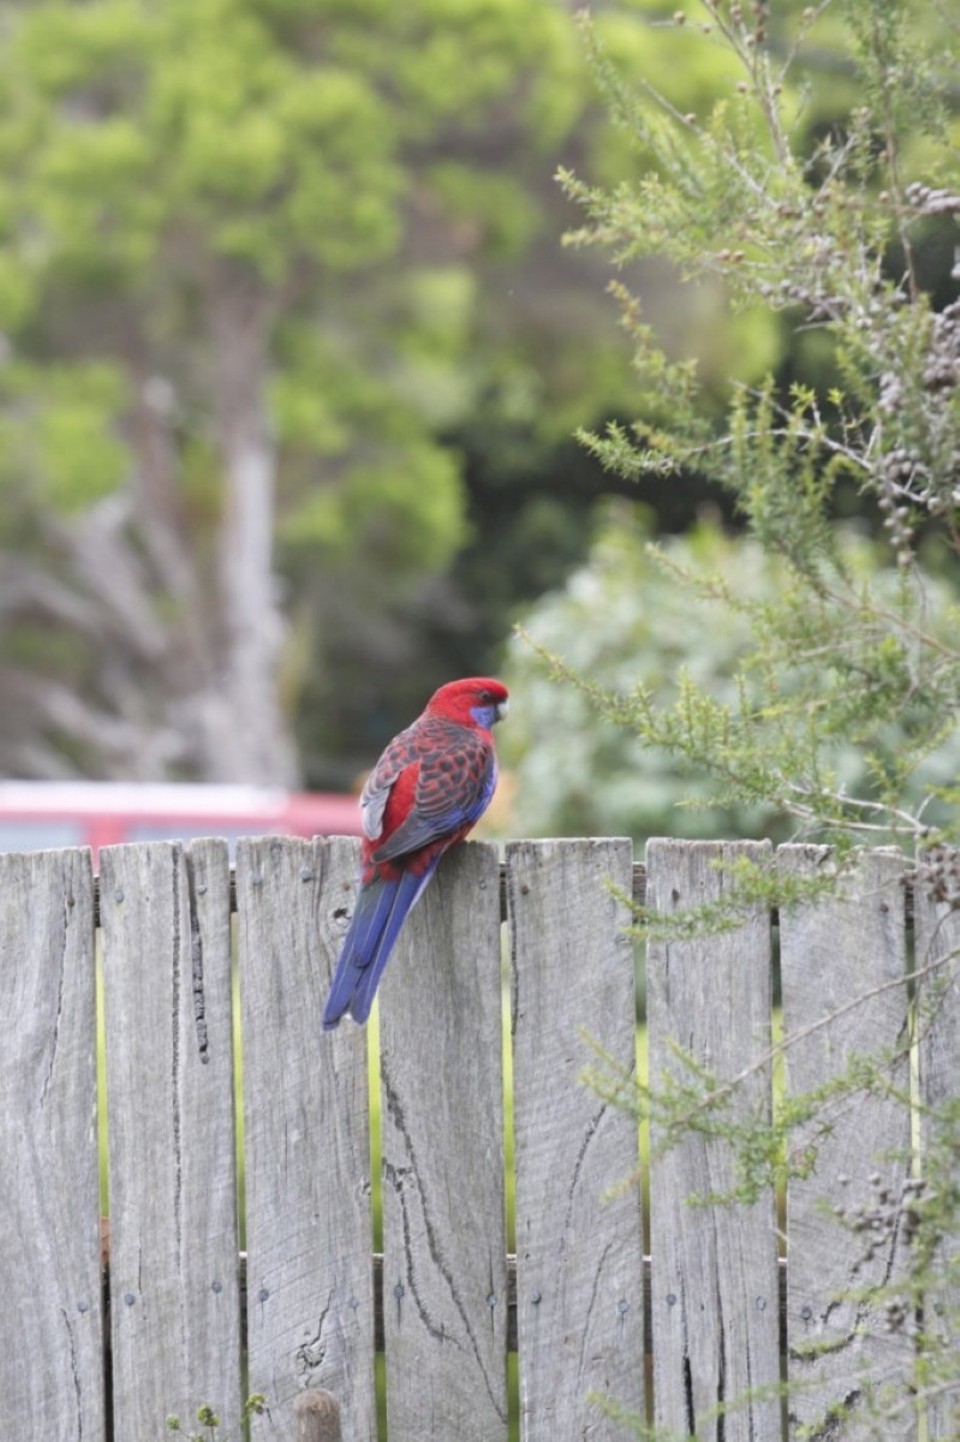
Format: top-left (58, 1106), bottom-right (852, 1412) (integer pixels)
top-left (471, 700), bottom-right (507, 729)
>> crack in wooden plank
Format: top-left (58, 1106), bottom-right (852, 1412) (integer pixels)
top-left (381, 1058), bottom-right (507, 1425)
top-left (186, 855), bottom-right (209, 1064)
top-left (40, 887), bottom-right (70, 1108)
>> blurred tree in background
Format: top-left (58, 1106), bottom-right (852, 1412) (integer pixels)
top-left (0, 0), bottom-right (828, 788)
top-left (505, 506), bottom-right (960, 843)
top-left (0, 0), bottom-right (608, 782)
top-left (2, 0), bottom-right (954, 794)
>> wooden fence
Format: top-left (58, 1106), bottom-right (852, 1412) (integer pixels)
top-left (0, 836), bottom-right (957, 1440)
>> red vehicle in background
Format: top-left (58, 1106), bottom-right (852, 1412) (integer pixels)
top-left (0, 780), bottom-right (363, 862)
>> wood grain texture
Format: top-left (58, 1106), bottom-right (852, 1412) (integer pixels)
top-left (100, 840), bottom-right (240, 1437)
top-left (646, 838), bottom-right (780, 1442)
top-left (378, 840), bottom-right (508, 1442)
top-left (238, 836), bottom-right (376, 1442)
top-left (0, 847), bottom-right (104, 1441)
top-left (508, 838), bottom-right (643, 1442)
top-left (779, 846), bottom-right (914, 1440)
top-left (913, 864), bottom-right (960, 1440)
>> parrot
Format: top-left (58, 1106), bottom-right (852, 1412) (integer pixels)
top-left (321, 676), bottom-right (509, 1030)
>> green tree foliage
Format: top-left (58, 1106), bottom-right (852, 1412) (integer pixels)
top-left (0, 0), bottom-right (613, 780)
top-left (522, 0), bottom-right (960, 865)
top-left (512, 2), bottom-right (960, 1432)
top-left (3, 0), bottom-right (875, 783)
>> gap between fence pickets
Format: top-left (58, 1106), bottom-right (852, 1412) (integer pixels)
top-left (89, 856), bottom-right (919, 929)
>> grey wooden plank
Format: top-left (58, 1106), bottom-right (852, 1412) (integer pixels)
top-left (913, 860), bottom-right (960, 1440)
top-left (646, 838), bottom-right (781, 1441)
top-left (91, 860), bottom-right (653, 931)
top-left (779, 846), bottom-right (914, 1440)
top-left (508, 837), bottom-right (643, 1441)
top-left (100, 840), bottom-right (240, 1437)
top-left (378, 841), bottom-right (508, 1442)
top-left (0, 847), bottom-right (105, 1441)
top-left (238, 836), bottom-right (376, 1442)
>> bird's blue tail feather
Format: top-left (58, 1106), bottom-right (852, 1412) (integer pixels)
top-left (321, 862), bottom-right (438, 1030)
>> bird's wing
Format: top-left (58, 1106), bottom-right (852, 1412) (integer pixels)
top-left (359, 723), bottom-right (419, 841)
top-left (370, 719), bottom-right (497, 864)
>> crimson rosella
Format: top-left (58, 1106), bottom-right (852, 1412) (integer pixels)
top-left (321, 676), bottom-right (509, 1029)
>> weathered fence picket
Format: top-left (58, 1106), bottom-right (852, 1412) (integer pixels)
top-left (509, 838), bottom-right (644, 1441)
top-left (100, 839), bottom-right (242, 1437)
top-left (0, 848), bottom-right (104, 1441)
top-left (646, 839), bottom-right (781, 1442)
top-left (1, 834), bottom-right (958, 1441)
top-left (237, 836), bottom-right (377, 1439)
top-left (380, 840), bottom-right (507, 1442)
top-left (914, 864), bottom-right (960, 1442)
top-left (779, 847), bottom-right (915, 1439)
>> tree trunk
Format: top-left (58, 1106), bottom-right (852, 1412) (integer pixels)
top-left (208, 269), bottom-right (297, 785)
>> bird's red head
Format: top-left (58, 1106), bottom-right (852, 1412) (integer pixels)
top-left (425, 676), bottom-right (509, 730)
